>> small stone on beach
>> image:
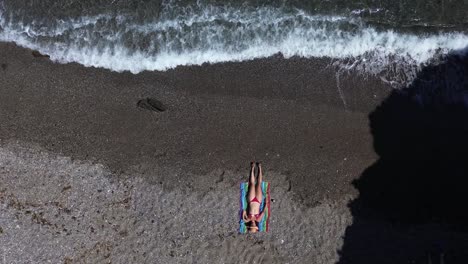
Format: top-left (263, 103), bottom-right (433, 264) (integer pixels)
top-left (137, 97), bottom-right (167, 112)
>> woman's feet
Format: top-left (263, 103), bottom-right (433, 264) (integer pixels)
top-left (250, 161), bottom-right (262, 171)
top-left (250, 161), bottom-right (263, 176)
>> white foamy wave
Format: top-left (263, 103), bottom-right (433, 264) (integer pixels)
top-left (0, 3), bottom-right (467, 78)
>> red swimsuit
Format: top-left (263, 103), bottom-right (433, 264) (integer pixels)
top-left (248, 197), bottom-right (261, 219)
top-left (250, 197), bottom-right (260, 204)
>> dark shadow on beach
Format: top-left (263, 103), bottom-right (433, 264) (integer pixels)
top-left (338, 47), bottom-right (468, 264)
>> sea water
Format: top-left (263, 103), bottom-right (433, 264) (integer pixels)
top-left (0, 0), bottom-right (466, 85)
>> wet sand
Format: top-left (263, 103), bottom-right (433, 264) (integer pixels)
top-left (0, 42), bottom-right (390, 263)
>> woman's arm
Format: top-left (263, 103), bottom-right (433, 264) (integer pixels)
top-left (257, 210), bottom-right (265, 221)
top-left (242, 210), bottom-right (250, 222)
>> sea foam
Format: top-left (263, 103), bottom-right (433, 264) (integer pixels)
top-left (0, 2), bottom-right (466, 84)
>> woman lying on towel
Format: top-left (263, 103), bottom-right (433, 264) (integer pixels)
top-left (242, 162), bottom-right (269, 233)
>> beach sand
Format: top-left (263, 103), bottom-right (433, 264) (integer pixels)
top-left (0, 41), bottom-right (389, 263)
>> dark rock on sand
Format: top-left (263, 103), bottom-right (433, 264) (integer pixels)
top-left (32, 50), bottom-right (50, 58)
top-left (1, 63), bottom-right (7, 70)
top-left (137, 97), bottom-right (167, 112)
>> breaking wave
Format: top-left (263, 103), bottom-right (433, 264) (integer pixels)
top-left (0, 0), bottom-right (466, 85)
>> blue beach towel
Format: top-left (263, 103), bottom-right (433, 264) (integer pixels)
top-left (239, 182), bottom-right (270, 233)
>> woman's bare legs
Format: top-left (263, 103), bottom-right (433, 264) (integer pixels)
top-left (255, 162), bottom-right (263, 202)
top-left (248, 162), bottom-right (256, 202)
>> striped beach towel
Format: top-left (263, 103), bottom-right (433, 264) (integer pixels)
top-left (239, 182), bottom-right (270, 233)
